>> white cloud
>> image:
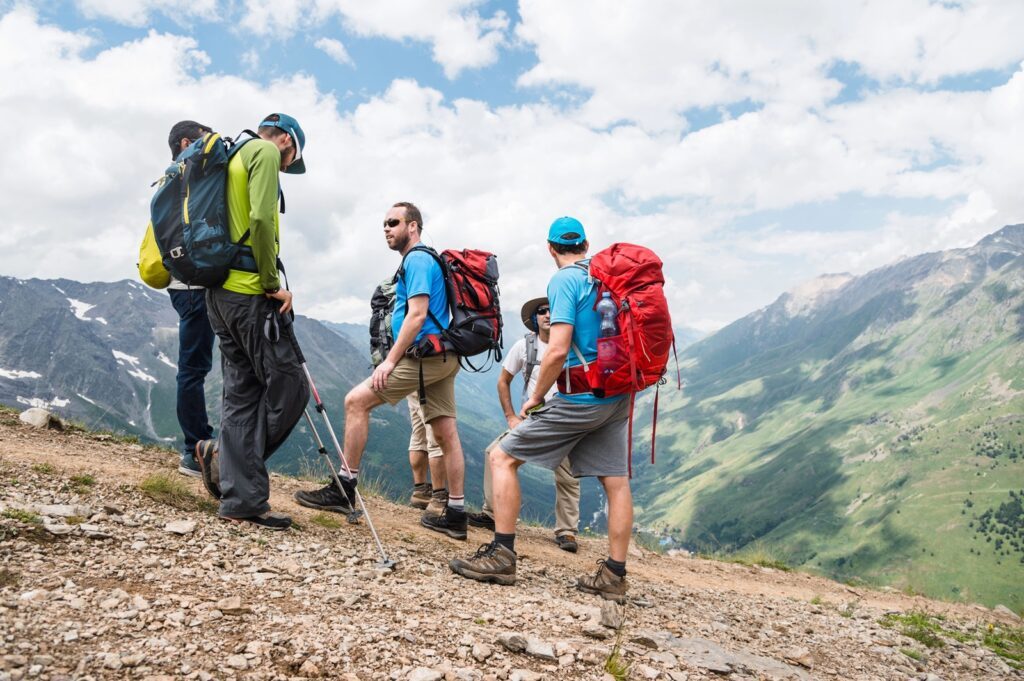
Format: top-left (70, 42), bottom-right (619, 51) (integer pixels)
top-left (75, 0), bottom-right (219, 26)
top-left (314, 37), bottom-right (354, 66)
top-left (1, 6), bottom-right (1023, 336)
top-left (242, 0), bottom-right (508, 78)
top-left (516, 0), bottom-right (1024, 132)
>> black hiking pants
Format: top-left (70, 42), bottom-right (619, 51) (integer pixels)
top-left (206, 287), bottom-right (309, 518)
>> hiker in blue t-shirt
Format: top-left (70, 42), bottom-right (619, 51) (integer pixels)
top-left (294, 202), bottom-right (469, 540)
top-left (450, 217), bottom-right (633, 602)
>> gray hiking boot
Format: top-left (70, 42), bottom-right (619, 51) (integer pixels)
top-left (577, 560), bottom-right (628, 603)
top-left (450, 541), bottom-right (517, 586)
top-left (423, 487), bottom-right (448, 518)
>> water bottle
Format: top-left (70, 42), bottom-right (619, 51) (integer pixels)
top-left (594, 292), bottom-right (620, 397)
top-left (597, 292), bottom-right (618, 337)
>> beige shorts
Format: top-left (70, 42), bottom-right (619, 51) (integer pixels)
top-left (407, 393), bottom-right (443, 458)
top-left (366, 355), bottom-right (459, 424)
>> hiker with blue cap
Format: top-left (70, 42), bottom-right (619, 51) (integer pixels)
top-left (194, 113), bottom-right (310, 531)
top-left (451, 216), bottom-right (634, 603)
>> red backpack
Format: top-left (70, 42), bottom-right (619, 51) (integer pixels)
top-left (579, 243), bottom-right (679, 474)
top-left (400, 245), bottom-right (503, 370)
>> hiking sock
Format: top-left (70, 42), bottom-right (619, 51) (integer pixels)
top-left (413, 482), bottom-right (431, 492)
top-left (494, 532), bottom-right (516, 553)
top-left (605, 557), bottom-right (627, 577)
top-left (341, 468), bottom-right (358, 484)
top-left (448, 494), bottom-right (465, 511)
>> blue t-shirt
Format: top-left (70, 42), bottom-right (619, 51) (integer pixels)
top-left (547, 260), bottom-right (624, 405)
top-left (393, 248), bottom-right (449, 343)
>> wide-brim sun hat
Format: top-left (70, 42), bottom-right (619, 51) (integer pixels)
top-left (520, 297), bottom-right (549, 332)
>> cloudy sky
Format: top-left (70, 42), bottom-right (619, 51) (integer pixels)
top-left (2, 1), bottom-right (1022, 331)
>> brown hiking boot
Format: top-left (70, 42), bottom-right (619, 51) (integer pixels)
top-left (195, 440), bottom-right (221, 500)
top-left (423, 487), bottom-right (448, 518)
top-left (450, 542), bottom-right (517, 585)
top-left (577, 560), bottom-right (628, 603)
top-left (410, 483), bottom-right (432, 509)
top-left (555, 533), bottom-right (578, 553)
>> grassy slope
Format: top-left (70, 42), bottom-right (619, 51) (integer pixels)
top-left (632, 253), bottom-right (1024, 611)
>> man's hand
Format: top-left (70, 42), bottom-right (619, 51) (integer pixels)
top-left (506, 414), bottom-right (524, 430)
top-left (266, 288), bottom-right (293, 315)
top-left (372, 358), bottom-right (396, 391)
top-left (519, 395), bottom-right (544, 419)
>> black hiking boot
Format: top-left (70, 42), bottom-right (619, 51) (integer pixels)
top-left (420, 505), bottom-right (467, 540)
top-left (221, 511), bottom-right (292, 531)
top-left (293, 478), bottom-right (355, 514)
top-left (466, 511), bottom-right (495, 531)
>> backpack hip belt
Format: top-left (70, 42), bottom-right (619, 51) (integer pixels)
top-left (556, 365), bottom-right (592, 395)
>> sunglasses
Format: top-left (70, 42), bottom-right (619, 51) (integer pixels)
top-left (536, 306), bottom-right (550, 315)
top-left (383, 218), bottom-right (403, 228)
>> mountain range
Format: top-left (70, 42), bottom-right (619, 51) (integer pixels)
top-left (3, 226), bottom-right (1022, 609)
top-left (628, 224), bottom-right (1024, 610)
top-left (0, 278), bottom-right (565, 520)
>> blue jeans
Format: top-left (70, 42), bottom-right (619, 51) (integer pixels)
top-left (169, 289), bottom-right (215, 458)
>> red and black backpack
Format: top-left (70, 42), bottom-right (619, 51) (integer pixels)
top-left (397, 244), bottom-right (503, 373)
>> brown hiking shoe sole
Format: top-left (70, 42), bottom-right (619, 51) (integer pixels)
top-left (449, 563), bottom-right (516, 586)
top-left (576, 581), bottom-right (628, 603)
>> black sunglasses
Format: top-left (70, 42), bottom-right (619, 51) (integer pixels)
top-left (383, 218), bottom-right (402, 228)
top-left (536, 306), bottom-right (550, 315)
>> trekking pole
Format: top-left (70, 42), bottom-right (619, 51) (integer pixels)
top-left (282, 315), bottom-right (396, 570)
top-left (301, 408), bottom-right (363, 526)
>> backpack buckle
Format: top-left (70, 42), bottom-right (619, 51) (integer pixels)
top-left (169, 247), bottom-right (184, 259)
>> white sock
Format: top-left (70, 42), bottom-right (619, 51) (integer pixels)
top-left (448, 495), bottom-right (465, 511)
top-left (341, 468), bottom-right (358, 483)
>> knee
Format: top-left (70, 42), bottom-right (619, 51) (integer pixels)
top-left (344, 388), bottom-right (369, 415)
top-left (489, 447), bottom-right (517, 471)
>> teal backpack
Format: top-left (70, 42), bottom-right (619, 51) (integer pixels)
top-left (149, 131), bottom-right (260, 287)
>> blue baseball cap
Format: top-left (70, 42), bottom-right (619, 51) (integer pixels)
top-left (547, 216), bottom-right (587, 245)
top-left (259, 113), bottom-right (306, 174)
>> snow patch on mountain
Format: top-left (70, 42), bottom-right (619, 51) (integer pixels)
top-left (111, 350), bottom-right (158, 383)
top-left (0, 368), bottom-right (42, 380)
top-left (17, 396), bottom-right (70, 409)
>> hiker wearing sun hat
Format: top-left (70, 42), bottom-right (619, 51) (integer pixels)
top-left (194, 112), bottom-right (310, 531)
top-left (466, 296), bottom-right (582, 553)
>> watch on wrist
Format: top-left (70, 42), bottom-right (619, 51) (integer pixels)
top-left (264, 287), bottom-right (281, 295)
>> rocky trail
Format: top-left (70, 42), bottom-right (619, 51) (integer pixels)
top-left (1, 409), bottom-right (1021, 681)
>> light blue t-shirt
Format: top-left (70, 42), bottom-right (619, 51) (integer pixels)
top-left (547, 259), bottom-right (625, 405)
top-left (393, 248), bottom-right (449, 343)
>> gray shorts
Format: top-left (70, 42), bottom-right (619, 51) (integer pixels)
top-left (498, 396), bottom-right (630, 478)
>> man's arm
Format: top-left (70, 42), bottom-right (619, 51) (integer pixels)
top-left (496, 368), bottom-right (519, 429)
top-left (388, 295), bottom-right (428, 362)
top-left (372, 294), bottom-right (428, 391)
top-left (520, 322), bottom-right (571, 417)
top-left (245, 142), bottom-right (291, 312)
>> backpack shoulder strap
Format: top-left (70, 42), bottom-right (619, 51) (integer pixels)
top-left (522, 332), bottom-right (538, 400)
top-left (395, 245), bottom-right (447, 326)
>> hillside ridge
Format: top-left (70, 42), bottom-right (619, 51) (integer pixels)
top-left (1, 412), bottom-right (1021, 680)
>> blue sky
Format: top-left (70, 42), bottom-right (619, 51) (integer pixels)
top-left (3, 1), bottom-right (1023, 330)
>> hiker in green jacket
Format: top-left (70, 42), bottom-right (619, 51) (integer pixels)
top-left (194, 113), bottom-right (310, 531)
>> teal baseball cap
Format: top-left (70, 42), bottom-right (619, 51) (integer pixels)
top-left (259, 113), bottom-right (306, 174)
top-left (547, 216), bottom-right (587, 245)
